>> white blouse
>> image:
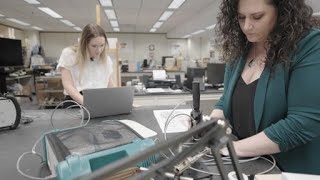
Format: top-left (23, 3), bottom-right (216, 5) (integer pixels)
top-left (57, 47), bottom-right (114, 95)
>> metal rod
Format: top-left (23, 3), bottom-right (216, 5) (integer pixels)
top-left (130, 124), bottom-right (223, 180)
top-left (79, 120), bottom-right (217, 180)
top-left (211, 148), bottom-right (228, 180)
top-left (227, 141), bottom-right (245, 180)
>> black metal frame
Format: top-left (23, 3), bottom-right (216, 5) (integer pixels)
top-left (79, 119), bottom-right (245, 180)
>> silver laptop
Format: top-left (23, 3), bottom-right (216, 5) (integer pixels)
top-left (82, 86), bottom-right (135, 118)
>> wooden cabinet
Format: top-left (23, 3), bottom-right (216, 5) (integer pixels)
top-left (5, 74), bottom-right (33, 101)
top-left (35, 75), bottom-right (64, 108)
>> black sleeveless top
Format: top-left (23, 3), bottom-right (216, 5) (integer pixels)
top-left (231, 76), bottom-right (259, 139)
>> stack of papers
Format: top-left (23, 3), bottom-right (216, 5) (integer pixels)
top-left (153, 109), bottom-right (192, 133)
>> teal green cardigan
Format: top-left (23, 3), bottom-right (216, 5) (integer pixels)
top-left (215, 29), bottom-right (320, 174)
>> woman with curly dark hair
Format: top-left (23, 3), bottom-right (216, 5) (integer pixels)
top-left (210, 0), bottom-right (320, 174)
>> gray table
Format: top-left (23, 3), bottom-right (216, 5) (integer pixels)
top-left (0, 106), bottom-right (280, 180)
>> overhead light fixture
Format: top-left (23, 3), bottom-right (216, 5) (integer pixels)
top-left (0, 14), bottom-right (4, 17)
top-left (104, 9), bottom-right (117, 19)
top-left (99, 0), bottom-right (113, 7)
top-left (24, 0), bottom-right (40, 4)
top-left (192, 30), bottom-right (205, 35)
top-left (168, 0), bottom-right (186, 9)
top-left (6, 18), bottom-right (30, 26)
top-left (73, 27), bottom-right (82, 31)
top-left (110, 20), bottom-right (119, 27)
top-left (206, 24), bottom-right (216, 30)
top-left (153, 21), bottom-right (163, 28)
top-left (32, 26), bottom-right (43, 31)
top-left (183, 34), bottom-right (191, 38)
top-left (60, 19), bottom-right (75, 27)
top-left (113, 27), bottom-right (120, 32)
top-left (150, 28), bottom-right (157, 32)
top-left (159, 11), bottom-right (174, 21)
top-left (313, 12), bottom-right (320, 16)
top-left (38, 7), bottom-right (63, 18)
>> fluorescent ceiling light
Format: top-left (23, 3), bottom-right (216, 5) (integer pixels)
top-left (73, 27), bottom-right (82, 31)
top-left (313, 12), bottom-right (320, 16)
top-left (159, 11), bottom-right (174, 21)
top-left (0, 14), bottom-right (4, 17)
top-left (110, 20), bottom-right (118, 27)
top-left (104, 9), bottom-right (117, 19)
top-left (6, 18), bottom-right (30, 26)
top-left (168, 0), bottom-right (186, 9)
top-left (38, 7), bottom-right (63, 18)
top-left (32, 26), bottom-right (43, 31)
top-left (153, 21), bottom-right (163, 28)
top-left (60, 19), bottom-right (75, 27)
top-left (150, 28), bottom-right (157, 32)
top-left (113, 27), bottom-right (120, 32)
top-left (24, 0), bottom-right (40, 4)
top-left (183, 34), bottom-right (191, 38)
top-left (99, 0), bottom-right (113, 7)
top-left (206, 24), bottom-right (216, 30)
top-left (191, 30), bottom-right (205, 35)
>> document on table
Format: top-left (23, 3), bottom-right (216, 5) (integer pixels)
top-left (281, 172), bottom-right (320, 180)
top-left (118, 119), bottom-right (157, 138)
top-left (146, 88), bottom-right (166, 93)
top-left (153, 109), bottom-right (192, 133)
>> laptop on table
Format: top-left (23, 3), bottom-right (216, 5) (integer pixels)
top-left (82, 86), bottom-right (134, 119)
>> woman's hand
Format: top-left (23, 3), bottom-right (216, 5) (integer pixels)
top-left (210, 109), bottom-right (226, 120)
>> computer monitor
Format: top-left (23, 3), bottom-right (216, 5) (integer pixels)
top-left (0, 38), bottom-right (23, 67)
top-left (185, 67), bottom-right (206, 90)
top-left (206, 63), bottom-right (226, 86)
top-left (0, 38), bottom-right (24, 93)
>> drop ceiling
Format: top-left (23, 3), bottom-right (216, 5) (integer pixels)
top-left (0, 0), bottom-right (320, 38)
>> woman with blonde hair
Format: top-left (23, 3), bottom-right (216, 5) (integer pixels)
top-left (57, 23), bottom-right (115, 106)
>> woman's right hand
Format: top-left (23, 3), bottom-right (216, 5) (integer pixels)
top-left (210, 109), bottom-right (226, 120)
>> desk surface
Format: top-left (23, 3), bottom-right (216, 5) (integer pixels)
top-left (0, 106), bottom-right (280, 180)
top-left (135, 89), bottom-right (223, 96)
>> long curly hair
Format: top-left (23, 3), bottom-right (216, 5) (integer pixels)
top-left (215, 0), bottom-right (313, 68)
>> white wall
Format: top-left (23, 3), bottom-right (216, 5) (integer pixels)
top-left (1, 28), bottom-right (215, 70)
top-left (40, 32), bottom-right (80, 63)
top-left (0, 24), bottom-right (24, 41)
top-left (187, 37), bottom-right (211, 66)
top-left (40, 32), bottom-right (190, 71)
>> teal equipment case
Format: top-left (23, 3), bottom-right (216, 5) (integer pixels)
top-left (43, 120), bottom-right (156, 180)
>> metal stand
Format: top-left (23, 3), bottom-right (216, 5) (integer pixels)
top-left (79, 119), bottom-right (245, 180)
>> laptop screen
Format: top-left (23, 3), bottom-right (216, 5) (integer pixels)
top-left (82, 86), bottom-right (134, 118)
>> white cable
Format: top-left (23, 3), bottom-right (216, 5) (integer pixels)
top-left (162, 100), bottom-right (192, 156)
top-left (189, 166), bottom-right (221, 176)
top-left (50, 100), bottom-right (91, 129)
top-left (16, 100), bottom-right (91, 179)
top-left (64, 105), bottom-right (83, 119)
top-left (161, 102), bottom-right (222, 176)
top-left (257, 155), bottom-right (278, 175)
top-left (16, 152), bottom-right (55, 180)
top-left (164, 113), bottom-right (194, 156)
